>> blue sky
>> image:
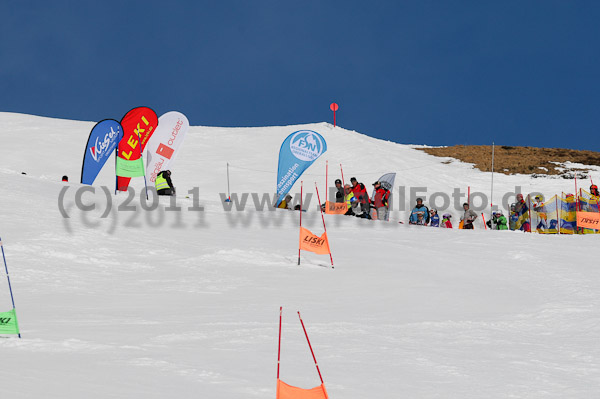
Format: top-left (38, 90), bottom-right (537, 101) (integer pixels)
top-left (2, 1), bottom-right (599, 150)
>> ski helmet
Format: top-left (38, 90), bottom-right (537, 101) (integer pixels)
top-left (335, 179), bottom-right (342, 185)
top-left (430, 208), bottom-right (437, 214)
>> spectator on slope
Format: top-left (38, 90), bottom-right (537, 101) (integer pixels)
top-left (509, 203), bottom-right (518, 230)
top-left (350, 177), bottom-right (371, 219)
top-left (344, 184), bottom-right (360, 216)
top-left (429, 208), bottom-right (440, 227)
top-left (334, 179), bottom-right (345, 203)
top-left (441, 213), bottom-right (453, 228)
top-left (514, 193), bottom-right (531, 232)
top-left (409, 198), bottom-right (430, 225)
top-left (460, 202), bottom-right (478, 229)
top-left (486, 211), bottom-right (508, 230)
top-left (532, 194), bottom-right (547, 232)
top-left (371, 181), bottom-right (390, 221)
top-left (590, 184), bottom-right (599, 198)
top-left (278, 194), bottom-right (293, 210)
top-left (415, 211), bottom-right (427, 226)
top-left (62, 175), bottom-right (68, 182)
top-left (155, 170), bottom-right (175, 196)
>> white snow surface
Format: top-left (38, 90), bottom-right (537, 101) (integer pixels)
top-left (0, 112), bottom-right (599, 398)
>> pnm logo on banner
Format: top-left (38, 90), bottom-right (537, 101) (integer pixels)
top-left (290, 131), bottom-right (325, 161)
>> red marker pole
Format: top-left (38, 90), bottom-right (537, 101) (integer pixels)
top-left (330, 103), bottom-right (339, 127)
top-left (315, 183), bottom-right (334, 267)
top-left (298, 311), bottom-right (324, 384)
top-left (277, 306), bottom-right (282, 379)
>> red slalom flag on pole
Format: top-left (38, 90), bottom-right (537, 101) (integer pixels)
top-left (330, 103), bottom-right (338, 127)
top-left (276, 308), bottom-right (329, 399)
top-left (315, 183), bottom-right (334, 267)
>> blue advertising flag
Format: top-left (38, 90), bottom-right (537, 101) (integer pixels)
top-left (81, 119), bottom-right (123, 185)
top-left (276, 130), bottom-right (327, 205)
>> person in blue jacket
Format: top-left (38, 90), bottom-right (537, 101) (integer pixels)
top-left (429, 208), bottom-right (440, 227)
top-left (409, 198), bottom-right (430, 225)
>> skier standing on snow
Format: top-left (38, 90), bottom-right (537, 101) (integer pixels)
top-left (371, 181), bottom-right (390, 221)
top-left (460, 202), bottom-right (477, 229)
top-left (514, 193), bottom-right (531, 232)
top-left (486, 211), bottom-right (508, 230)
top-left (334, 179), bottom-right (345, 203)
top-left (532, 194), bottom-right (547, 232)
top-left (429, 208), bottom-right (440, 227)
top-left (350, 177), bottom-right (371, 219)
top-left (409, 198), bottom-right (430, 225)
top-left (344, 184), bottom-right (360, 216)
top-left (441, 213), bottom-right (453, 228)
top-left (155, 170), bottom-right (175, 196)
top-left (509, 203), bottom-right (518, 230)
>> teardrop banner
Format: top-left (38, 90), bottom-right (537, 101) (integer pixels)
top-left (117, 107), bottom-right (158, 191)
top-left (145, 111), bottom-right (190, 183)
top-left (81, 119), bottom-right (123, 185)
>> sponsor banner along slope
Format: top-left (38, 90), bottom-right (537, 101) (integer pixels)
top-left (146, 111), bottom-right (189, 183)
top-left (276, 130), bottom-right (327, 205)
top-left (117, 107), bottom-right (158, 191)
top-left (81, 119), bottom-right (123, 185)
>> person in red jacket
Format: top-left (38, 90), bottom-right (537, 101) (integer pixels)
top-left (371, 181), bottom-right (390, 221)
top-left (350, 177), bottom-right (371, 219)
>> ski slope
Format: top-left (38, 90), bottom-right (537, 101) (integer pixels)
top-left (0, 112), bottom-right (599, 398)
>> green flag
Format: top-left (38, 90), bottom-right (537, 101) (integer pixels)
top-left (0, 308), bottom-right (20, 335)
top-left (116, 157), bottom-right (145, 177)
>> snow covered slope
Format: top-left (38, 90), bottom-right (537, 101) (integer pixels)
top-left (0, 112), bottom-right (599, 398)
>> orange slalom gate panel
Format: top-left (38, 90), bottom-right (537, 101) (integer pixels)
top-left (277, 380), bottom-right (329, 399)
top-left (299, 227), bottom-right (330, 255)
top-left (576, 211), bottom-right (600, 230)
top-left (324, 201), bottom-right (347, 215)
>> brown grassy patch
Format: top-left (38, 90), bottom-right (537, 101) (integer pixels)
top-left (418, 145), bottom-right (600, 177)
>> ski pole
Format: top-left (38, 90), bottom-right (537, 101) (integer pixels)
top-left (1, 237), bottom-right (21, 338)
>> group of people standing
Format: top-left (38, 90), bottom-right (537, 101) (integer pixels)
top-left (333, 177), bottom-right (390, 220)
top-left (408, 198), bottom-right (483, 229)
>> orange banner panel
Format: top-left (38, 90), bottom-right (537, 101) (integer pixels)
top-left (576, 211), bottom-right (600, 230)
top-left (324, 201), bottom-right (347, 215)
top-left (299, 227), bottom-right (330, 255)
top-left (277, 380), bottom-right (328, 399)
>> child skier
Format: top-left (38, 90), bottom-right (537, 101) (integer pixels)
top-left (429, 208), bottom-right (440, 227)
top-left (415, 211), bottom-right (427, 226)
top-left (441, 213), bottom-right (453, 228)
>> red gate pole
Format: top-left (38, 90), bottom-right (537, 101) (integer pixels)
top-left (315, 183), bottom-right (334, 267)
top-left (277, 307), bottom-right (282, 379)
top-left (481, 213), bottom-right (488, 230)
top-left (297, 311), bottom-right (324, 384)
top-left (340, 164), bottom-right (345, 187)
